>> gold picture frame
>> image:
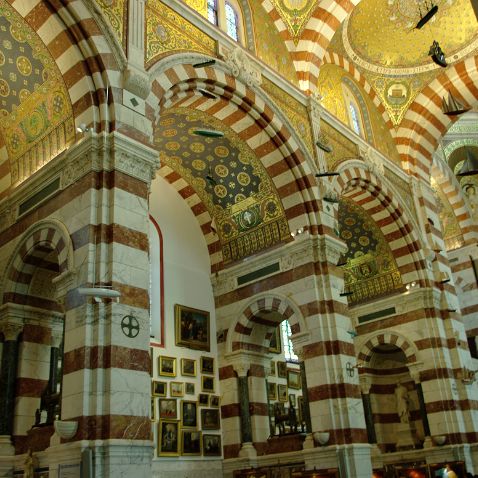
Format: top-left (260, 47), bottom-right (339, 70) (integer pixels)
top-left (269, 325), bottom-right (281, 353)
top-left (201, 376), bottom-right (214, 393)
top-left (181, 430), bottom-right (202, 455)
top-left (175, 304), bottom-right (210, 351)
top-left (278, 384), bottom-right (288, 402)
top-left (181, 358), bottom-right (196, 377)
top-left (200, 356), bottom-right (214, 375)
top-left (159, 356), bottom-right (176, 377)
top-left (181, 400), bottom-right (198, 428)
top-left (170, 381), bottom-right (184, 397)
top-left (158, 420), bottom-right (180, 456)
top-left (267, 382), bottom-right (277, 400)
top-left (152, 380), bottom-right (167, 397)
top-left (287, 370), bottom-right (301, 389)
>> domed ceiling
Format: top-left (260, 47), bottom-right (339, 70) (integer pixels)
top-left (154, 107), bottom-right (290, 264)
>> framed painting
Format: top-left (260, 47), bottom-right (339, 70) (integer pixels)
top-left (267, 382), bottom-right (277, 400)
top-left (152, 380), bottom-right (167, 397)
top-left (181, 358), bottom-right (196, 377)
top-left (278, 384), bottom-right (288, 402)
top-left (210, 395), bottom-right (220, 408)
top-left (202, 376), bottom-right (214, 393)
top-left (151, 398), bottom-right (156, 421)
top-left (269, 360), bottom-right (275, 376)
top-left (158, 420), bottom-right (180, 456)
top-left (269, 325), bottom-right (281, 353)
top-left (170, 382), bottom-right (184, 397)
top-left (198, 393), bottom-right (209, 406)
top-left (203, 434), bottom-right (222, 456)
top-left (175, 304), bottom-right (210, 351)
top-left (201, 408), bottom-right (220, 430)
top-left (181, 430), bottom-right (201, 456)
top-left (159, 398), bottom-right (177, 419)
top-left (181, 400), bottom-right (198, 428)
top-left (159, 356), bottom-right (176, 377)
top-left (200, 356), bottom-right (214, 375)
top-left (185, 382), bottom-right (195, 395)
top-left (287, 370), bottom-right (301, 389)
top-left (277, 361), bottom-right (287, 378)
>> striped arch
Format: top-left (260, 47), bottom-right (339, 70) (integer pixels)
top-left (146, 54), bottom-right (321, 270)
top-left (334, 161), bottom-right (429, 287)
top-left (322, 52), bottom-right (393, 129)
top-left (431, 156), bottom-right (478, 245)
top-left (1, 219), bottom-right (74, 305)
top-left (396, 55), bottom-right (478, 180)
top-left (357, 331), bottom-right (419, 365)
top-left (226, 293), bottom-right (306, 354)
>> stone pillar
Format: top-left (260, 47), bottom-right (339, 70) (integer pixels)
top-left (0, 322), bottom-right (22, 454)
top-left (298, 353), bottom-right (311, 434)
top-left (359, 377), bottom-right (376, 444)
top-left (234, 362), bottom-right (256, 458)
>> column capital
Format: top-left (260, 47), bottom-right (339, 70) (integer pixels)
top-left (359, 375), bottom-right (373, 394)
top-left (233, 362), bottom-right (250, 378)
top-left (0, 323), bottom-right (23, 341)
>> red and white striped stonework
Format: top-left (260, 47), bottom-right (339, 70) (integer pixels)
top-left (322, 52), bottom-right (393, 130)
top-left (147, 56), bottom-right (320, 271)
top-left (396, 55), bottom-right (478, 180)
top-left (261, 0), bottom-right (360, 94)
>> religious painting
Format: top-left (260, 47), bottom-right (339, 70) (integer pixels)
top-left (210, 395), bottom-right (220, 407)
top-left (152, 380), bottom-right (167, 397)
top-left (151, 398), bottom-right (156, 421)
top-left (185, 382), bottom-right (195, 395)
top-left (170, 382), bottom-right (184, 397)
top-left (202, 376), bottom-right (214, 393)
top-left (181, 400), bottom-right (198, 428)
top-left (267, 382), bottom-right (277, 400)
top-left (175, 304), bottom-right (210, 351)
top-left (287, 370), bottom-right (301, 389)
top-left (159, 356), bottom-right (176, 377)
top-left (201, 408), bottom-right (220, 430)
top-left (269, 325), bottom-right (281, 353)
top-left (181, 430), bottom-right (202, 456)
top-left (198, 394), bottom-right (209, 406)
top-left (200, 356), bottom-right (214, 374)
top-left (159, 399), bottom-right (177, 419)
top-left (277, 361), bottom-right (287, 378)
top-left (181, 358), bottom-right (196, 377)
top-left (158, 420), bottom-right (180, 456)
top-left (203, 434), bottom-right (222, 456)
top-left (278, 384), bottom-right (288, 402)
top-left (269, 360), bottom-right (276, 376)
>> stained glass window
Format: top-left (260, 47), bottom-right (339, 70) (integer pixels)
top-left (207, 0), bottom-right (218, 25)
top-left (349, 102), bottom-right (362, 136)
top-left (281, 320), bottom-right (298, 362)
top-left (225, 2), bottom-right (239, 41)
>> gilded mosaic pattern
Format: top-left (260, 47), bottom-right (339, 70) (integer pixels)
top-left (146, 0), bottom-right (216, 68)
top-left (0, 0), bottom-right (74, 175)
top-left (249, 0), bottom-right (298, 85)
top-left (155, 107), bottom-right (290, 263)
top-left (262, 77), bottom-right (313, 155)
top-left (95, 0), bottom-right (127, 49)
top-left (268, 0), bottom-right (317, 42)
top-left (320, 121), bottom-right (359, 171)
top-left (339, 198), bottom-right (403, 304)
top-left (183, 0), bottom-right (208, 17)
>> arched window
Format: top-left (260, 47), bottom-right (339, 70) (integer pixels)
top-left (281, 320), bottom-right (298, 362)
top-left (207, 0), bottom-right (218, 25)
top-left (225, 2), bottom-right (239, 41)
top-left (349, 102), bottom-right (362, 136)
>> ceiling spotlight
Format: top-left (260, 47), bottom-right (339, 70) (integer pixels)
top-left (456, 148), bottom-right (478, 177)
top-left (316, 171), bottom-right (340, 177)
top-left (198, 88), bottom-right (218, 100)
top-left (192, 59), bottom-right (216, 68)
top-left (340, 290), bottom-right (354, 297)
top-left (316, 139), bottom-right (333, 153)
top-left (192, 129), bottom-right (224, 138)
top-left (429, 40), bottom-right (447, 68)
top-left (442, 90), bottom-right (470, 116)
top-left (76, 123), bottom-right (89, 133)
top-left (415, 3), bottom-right (438, 29)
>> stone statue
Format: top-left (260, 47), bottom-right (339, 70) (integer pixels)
top-left (24, 449), bottom-right (35, 478)
top-left (395, 382), bottom-right (410, 424)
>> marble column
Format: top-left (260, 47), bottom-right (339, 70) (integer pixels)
top-left (0, 323), bottom-right (22, 454)
top-left (234, 363), bottom-right (256, 458)
top-left (299, 358), bottom-right (312, 433)
top-left (359, 378), bottom-right (376, 444)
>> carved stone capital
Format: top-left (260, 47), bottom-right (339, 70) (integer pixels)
top-left (0, 323), bottom-right (23, 341)
top-left (359, 375), bottom-right (372, 394)
top-left (233, 362), bottom-right (250, 378)
top-left (123, 67), bottom-right (151, 100)
top-left (219, 44), bottom-right (262, 88)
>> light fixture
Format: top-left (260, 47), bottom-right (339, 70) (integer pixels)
top-left (316, 171), bottom-right (340, 178)
top-left (193, 59), bottom-right (216, 68)
top-left (429, 40), bottom-right (447, 68)
top-left (78, 287), bottom-right (121, 303)
top-left (441, 90), bottom-right (470, 116)
top-left (415, 2), bottom-right (438, 29)
top-left (340, 290), bottom-right (354, 297)
top-left (198, 88), bottom-right (218, 100)
top-left (76, 123), bottom-right (89, 133)
top-left (456, 148), bottom-right (478, 177)
top-left (192, 129), bottom-right (224, 138)
top-left (316, 140), bottom-right (333, 153)
top-left (346, 329), bottom-right (358, 338)
top-left (405, 281), bottom-right (418, 290)
top-left (290, 227), bottom-right (306, 238)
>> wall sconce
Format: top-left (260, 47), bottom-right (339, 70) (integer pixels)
top-left (290, 227), bottom-right (307, 238)
top-left (405, 281), bottom-right (419, 291)
top-left (459, 367), bottom-right (476, 384)
top-left (340, 290), bottom-right (353, 297)
top-left (78, 287), bottom-right (121, 303)
top-left (76, 123), bottom-right (90, 134)
top-left (192, 59), bottom-right (216, 68)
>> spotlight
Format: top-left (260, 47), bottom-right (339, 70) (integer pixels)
top-left (316, 139), bottom-right (333, 153)
top-left (76, 123), bottom-right (89, 133)
top-left (316, 172), bottom-right (340, 178)
top-left (198, 88), bottom-right (218, 100)
top-left (192, 59), bottom-right (216, 68)
top-left (340, 290), bottom-right (354, 297)
top-left (192, 129), bottom-right (224, 138)
top-left (429, 40), bottom-right (447, 68)
top-left (415, 4), bottom-right (438, 29)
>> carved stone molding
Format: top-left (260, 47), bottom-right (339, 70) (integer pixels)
top-left (359, 375), bottom-right (373, 394)
top-left (0, 323), bottom-right (23, 341)
top-left (219, 44), bottom-right (262, 88)
top-left (123, 67), bottom-right (151, 100)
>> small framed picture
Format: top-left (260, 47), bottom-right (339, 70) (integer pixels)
top-left (158, 420), bottom-right (180, 456)
top-left (152, 380), bottom-right (167, 397)
top-left (159, 356), bottom-right (176, 377)
top-left (185, 382), bottom-right (195, 395)
top-left (151, 398), bottom-right (156, 421)
top-left (210, 395), bottom-right (220, 408)
top-left (269, 360), bottom-right (275, 376)
top-left (171, 382), bottom-right (184, 397)
top-left (198, 394), bottom-right (209, 406)
top-left (202, 376), bottom-right (214, 393)
top-left (175, 304), bottom-right (210, 352)
top-left (201, 408), bottom-right (220, 430)
top-left (150, 347), bottom-right (154, 376)
top-left (269, 325), bottom-right (281, 354)
top-left (203, 434), bottom-right (221, 456)
top-left (181, 400), bottom-right (198, 428)
top-left (289, 393), bottom-right (296, 407)
top-left (277, 361), bottom-right (287, 378)
top-left (287, 370), bottom-right (301, 389)
top-left (181, 358), bottom-right (196, 377)
top-left (200, 356), bottom-right (214, 375)
top-left (267, 382), bottom-right (277, 400)
top-left (278, 384), bottom-right (288, 402)
top-left (159, 399), bottom-right (177, 419)
top-left (181, 430), bottom-right (201, 456)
